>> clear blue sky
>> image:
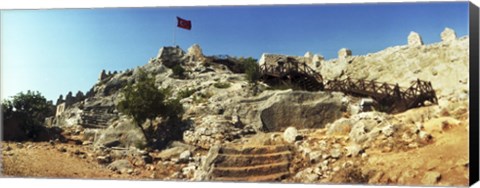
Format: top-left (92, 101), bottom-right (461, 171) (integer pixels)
top-left (1, 2), bottom-right (469, 102)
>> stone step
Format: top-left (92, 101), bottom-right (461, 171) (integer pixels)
top-left (83, 119), bottom-right (108, 123)
top-left (215, 151), bottom-right (292, 167)
top-left (212, 161), bottom-right (289, 177)
top-left (82, 115), bottom-right (110, 119)
top-left (82, 123), bottom-right (108, 129)
top-left (219, 145), bottom-right (290, 155)
top-left (213, 171), bottom-right (289, 182)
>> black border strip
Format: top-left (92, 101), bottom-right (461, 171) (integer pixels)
top-left (469, 1), bottom-right (479, 186)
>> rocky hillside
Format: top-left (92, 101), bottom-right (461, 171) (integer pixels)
top-left (318, 28), bottom-right (468, 100)
top-left (3, 28), bottom-right (470, 186)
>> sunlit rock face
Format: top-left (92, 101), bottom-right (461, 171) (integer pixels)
top-left (408, 31), bottom-right (424, 47)
top-left (441, 27), bottom-right (457, 42)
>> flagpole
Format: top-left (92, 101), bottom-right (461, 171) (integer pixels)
top-left (173, 18), bottom-right (176, 46)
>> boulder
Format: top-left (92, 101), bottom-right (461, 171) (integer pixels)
top-left (312, 54), bottom-right (324, 67)
top-left (345, 144), bottom-right (363, 157)
top-left (143, 62), bottom-right (169, 75)
top-left (326, 118), bottom-right (353, 135)
top-left (304, 51), bottom-right (315, 68)
top-left (338, 48), bottom-right (352, 60)
top-left (308, 151), bottom-right (322, 163)
top-left (102, 77), bottom-right (127, 96)
top-left (421, 171), bottom-right (441, 185)
top-left (183, 115), bottom-right (242, 149)
top-left (154, 147), bottom-right (188, 161)
top-left (97, 155), bottom-right (112, 164)
top-left (193, 144), bottom-right (220, 181)
top-left (93, 118), bottom-right (147, 149)
top-left (381, 124), bottom-right (396, 137)
top-left (107, 159), bottom-right (133, 174)
top-left (330, 148), bottom-right (342, 159)
top-left (178, 150), bottom-right (192, 163)
top-left (187, 44), bottom-right (205, 61)
top-left (156, 46), bottom-right (188, 68)
top-left (283, 127), bottom-right (302, 143)
top-left (347, 112), bottom-right (392, 144)
top-left (257, 91), bottom-right (344, 131)
top-left (293, 168), bottom-right (319, 183)
top-left (408, 31), bottom-right (423, 47)
top-left (441, 27), bottom-right (457, 42)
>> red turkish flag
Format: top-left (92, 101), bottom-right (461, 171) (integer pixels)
top-left (177, 17), bottom-right (191, 30)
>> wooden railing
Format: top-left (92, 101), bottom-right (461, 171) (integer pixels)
top-left (324, 78), bottom-right (438, 112)
top-left (260, 59), bottom-right (323, 84)
top-left (258, 57), bottom-right (437, 113)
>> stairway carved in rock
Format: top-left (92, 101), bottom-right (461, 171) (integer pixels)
top-left (211, 144), bottom-right (292, 182)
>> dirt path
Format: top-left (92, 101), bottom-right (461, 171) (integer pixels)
top-left (364, 121), bottom-right (469, 186)
top-left (1, 142), bottom-right (131, 179)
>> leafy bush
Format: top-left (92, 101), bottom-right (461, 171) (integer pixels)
top-left (117, 69), bottom-right (184, 146)
top-left (213, 82), bottom-right (231, 89)
top-left (2, 91), bottom-right (55, 141)
top-left (171, 64), bottom-right (186, 78)
top-left (1, 99), bottom-right (14, 119)
top-left (242, 57), bottom-right (261, 84)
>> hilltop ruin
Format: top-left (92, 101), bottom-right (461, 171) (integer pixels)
top-left (3, 28), bottom-right (469, 186)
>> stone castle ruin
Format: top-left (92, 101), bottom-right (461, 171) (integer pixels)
top-left (259, 52), bottom-right (324, 69)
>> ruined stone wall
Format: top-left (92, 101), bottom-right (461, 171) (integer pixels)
top-left (259, 53), bottom-right (323, 69)
top-left (56, 103), bottom-right (66, 117)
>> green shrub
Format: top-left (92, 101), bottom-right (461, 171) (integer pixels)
top-left (2, 90), bottom-right (55, 141)
top-left (117, 69), bottom-right (184, 146)
top-left (213, 82), bottom-right (231, 89)
top-left (242, 57), bottom-right (261, 84)
top-left (171, 64), bottom-right (186, 78)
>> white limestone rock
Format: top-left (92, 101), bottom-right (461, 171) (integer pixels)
top-left (187, 44), bottom-right (204, 61)
top-left (408, 31), bottom-right (424, 47)
top-left (441, 27), bottom-right (457, 42)
top-left (283, 127), bottom-right (302, 143)
top-left (338, 48), bottom-right (352, 60)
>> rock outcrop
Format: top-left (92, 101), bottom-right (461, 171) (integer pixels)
top-left (312, 54), bottom-right (324, 67)
top-left (187, 44), bottom-right (205, 62)
top-left (89, 117), bottom-right (147, 149)
top-left (408, 31), bottom-right (423, 47)
top-left (283, 127), bottom-right (302, 143)
top-left (258, 91), bottom-right (345, 131)
top-left (317, 31), bottom-right (468, 99)
top-left (441, 27), bottom-right (457, 42)
top-left (155, 46), bottom-right (188, 68)
top-left (338, 48), bottom-right (352, 60)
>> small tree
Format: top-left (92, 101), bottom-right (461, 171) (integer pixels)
top-left (2, 91), bottom-right (55, 140)
top-left (117, 69), bottom-right (183, 146)
top-left (242, 57), bottom-right (261, 84)
top-left (12, 91), bottom-right (54, 123)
